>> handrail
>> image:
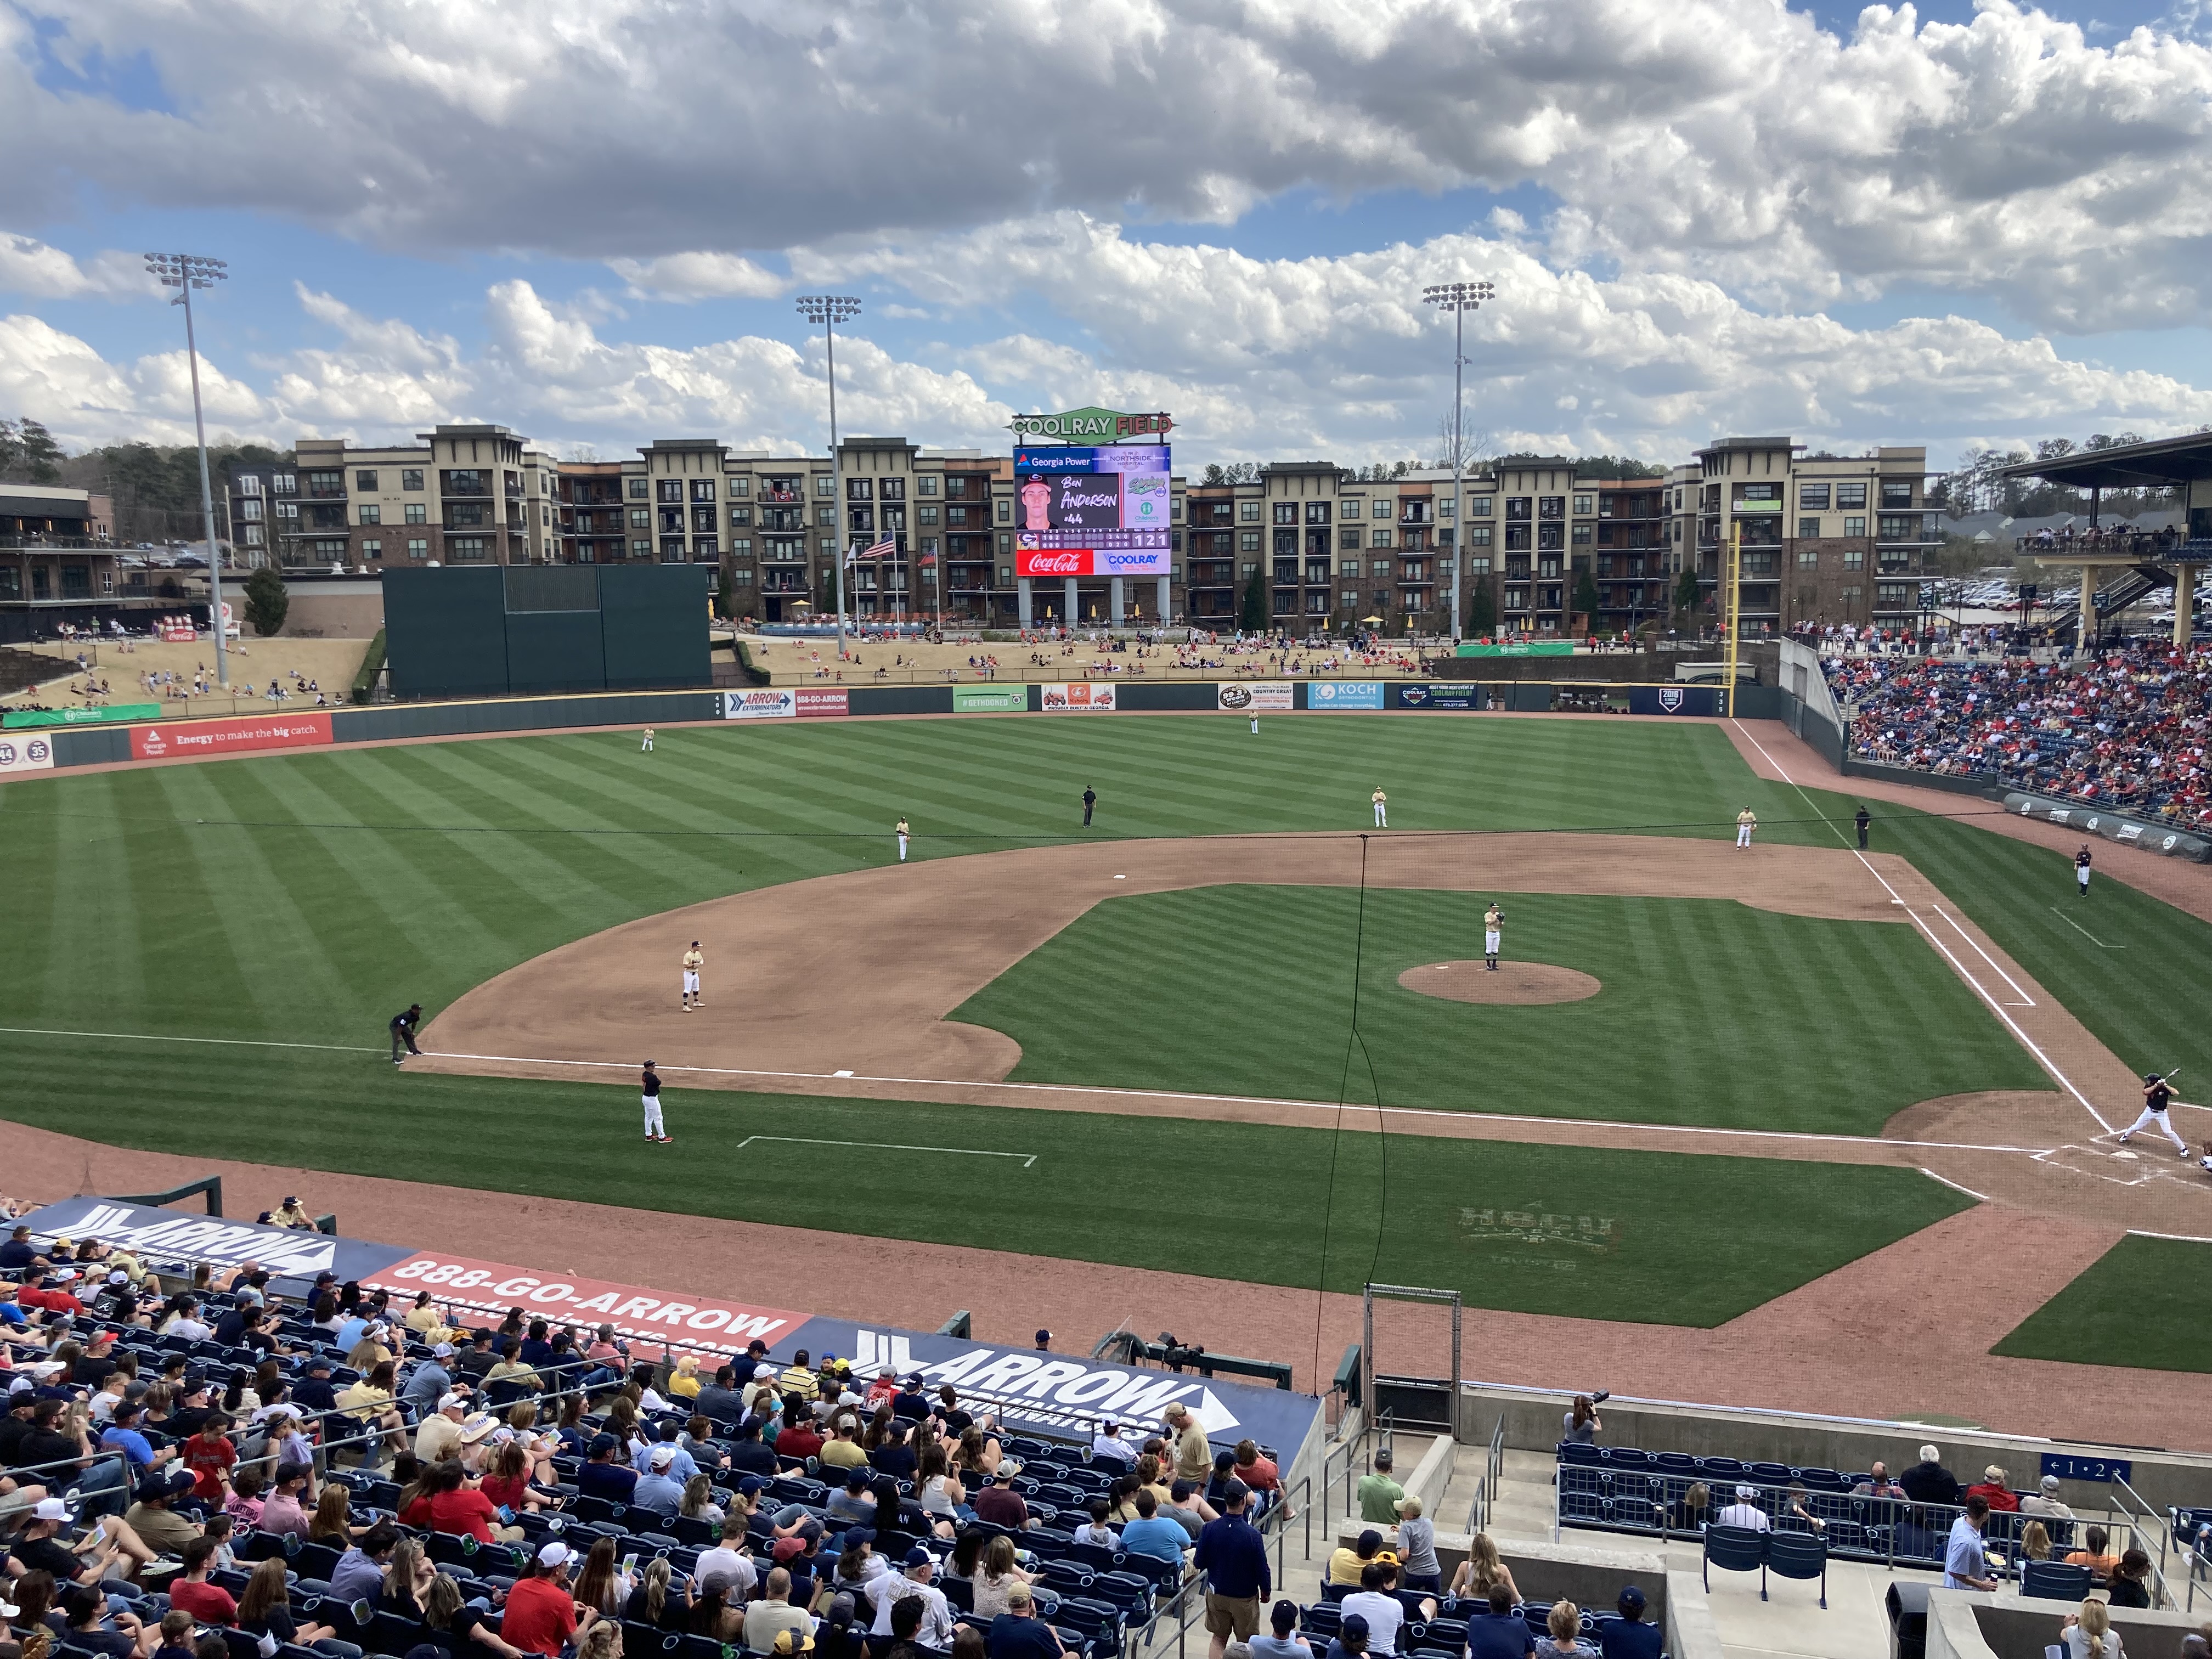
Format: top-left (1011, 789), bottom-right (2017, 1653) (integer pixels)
top-left (1466, 1412), bottom-right (1503, 1538)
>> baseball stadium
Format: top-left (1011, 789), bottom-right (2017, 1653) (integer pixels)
top-left (5, 588), bottom-right (2212, 1659)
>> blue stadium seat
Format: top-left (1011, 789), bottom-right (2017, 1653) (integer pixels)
top-left (2022, 1562), bottom-right (2093, 1602)
top-left (1703, 1525), bottom-right (1767, 1593)
top-left (1765, 1532), bottom-right (1828, 1609)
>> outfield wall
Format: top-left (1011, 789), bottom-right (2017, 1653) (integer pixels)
top-left (29, 678), bottom-right (1783, 772)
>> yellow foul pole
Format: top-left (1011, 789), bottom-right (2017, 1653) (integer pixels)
top-left (1723, 518), bottom-right (1742, 719)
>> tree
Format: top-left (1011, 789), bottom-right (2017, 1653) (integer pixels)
top-left (1573, 565), bottom-right (1601, 628)
top-left (242, 563), bottom-right (290, 637)
top-left (1468, 577), bottom-right (1497, 636)
top-left (1239, 562), bottom-right (1269, 630)
top-left (1, 417), bottom-right (65, 483)
top-left (1673, 567), bottom-right (1702, 618)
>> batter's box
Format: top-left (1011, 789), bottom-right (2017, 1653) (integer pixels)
top-left (2034, 1143), bottom-right (2196, 1189)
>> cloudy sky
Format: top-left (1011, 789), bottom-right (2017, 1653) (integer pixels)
top-left (3, 0), bottom-right (2211, 471)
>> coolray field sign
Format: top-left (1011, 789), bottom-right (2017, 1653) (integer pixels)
top-left (19, 1196), bottom-right (410, 1282)
top-left (1008, 408), bottom-right (1172, 441)
top-left (1041, 682), bottom-right (1116, 713)
top-left (129, 712), bottom-right (333, 760)
top-left (953, 685), bottom-right (1028, 712)
top-left (802, 1321), bottom-right (1320, 1450)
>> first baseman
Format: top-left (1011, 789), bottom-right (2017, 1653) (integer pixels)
top-left (1735, 806), bottom-right (1757, 848)
top-left (2118, 1071), bottom-right (2187, 1156)
top-left (1372, 787), bottom-right (1389, 828)
top-left (681, 941), bottom-right (703, 1010)
top-left (896, 817), bottom-right (911, 862)
top-left (1483, 902), bottom-right (1503, 972)
top-left (641, 1060), bottom-right (670, 1142)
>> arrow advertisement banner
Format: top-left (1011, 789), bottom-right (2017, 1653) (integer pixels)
top-left (15, 1197), bottom-right (413, 1283)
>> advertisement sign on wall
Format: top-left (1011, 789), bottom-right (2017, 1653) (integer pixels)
top-left (723, 689), bottom-right (797, 720)
top-left (795, 689), bottom-right (849, 718)
top-left (1041, 682), bottom-right (1116, 713)
top-left (1013, 444), bottom-right (1171, 568)
top-left (4, 704), bottom-right (162, 729)
top-left (953, 686), bottom-right (1028, 713)
top-left (131, 713), bottom-right (334, 760)
top-left (1216, 682), bottom-right (1293, 711)
top-left (1396, 683), bottom-right (1485, 710)
top-left (1307, 681), bottom-right (1385, 710)
top-left (1454, 642), bottom-right (1575, 658)
top-left (19, 1197), bottom-right (410, 1283)
top-left (0, 734), bottom-right (54, 772)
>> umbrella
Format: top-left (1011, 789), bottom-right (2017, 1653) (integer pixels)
top-left (1361, 615), bottom-right (1386, 624)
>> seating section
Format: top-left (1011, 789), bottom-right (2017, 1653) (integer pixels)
top-left (1299, 1587), bottom-right (1660, 1659)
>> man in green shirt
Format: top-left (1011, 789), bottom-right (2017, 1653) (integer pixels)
top-left (1356, 1449), bottom-right (1404, 1523)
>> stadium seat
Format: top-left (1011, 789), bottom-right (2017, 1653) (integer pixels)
top-left (1765, 1532), bottom-right (1829, 1609)
top-left (295, 1542), bottom-right (343, 1582)
top-left (1703, 1525), bottom-right (1767, 1593)
top-left (2022, 1562), bottom-right (2094, 1602)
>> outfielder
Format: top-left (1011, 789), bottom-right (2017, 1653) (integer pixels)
top-left (1249, 714), bottom-right (1259, 735)
top-left (2074, 844), bottom-right (2092, 897)
top-left (1735, 807), bottom-right (1757, 848)
top-left (681, 941), bottom-right (703, 1011)
top-left (1483, 903), bottom-right (1503, 972)
top-left (641, 726), bottom-right (654, 753)
top-left (642, 1060), bottom-right (670, 1143)
top-left (2118, 1071), bottom-right (2188, 1156)
top-left (1372, 787), bottom-right (1389, 828)
top-left (895, 817), bottom-right (911, 862)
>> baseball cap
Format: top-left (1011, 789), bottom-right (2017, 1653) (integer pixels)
top-left (437, 1392), bottom-right (468, 1413)
top-left (1035, 1329), bottom-right (1052, 1344)
top-left (284, 1195), bottom-right (300, 1205)
top-left (842, 1528), bottom-right (876, 1548)
top-left (648, 1445), bottom-right (678, 1470)
top-left (904, 1546), bottom-right (933, 1568)
top-left (1221, 1478), bottom-right (1250, 1505)
top-left (772, 1630), bottom-right (813, 1655)
top-left (138, 1465), bottom-right (195, 1502)
top-left (106, 1270), bottom-right (128, 1285)
top-left (2040, 1475), bottom-right (2063, 1495)
top-left (433, 1343), bottom-right (455, 1358)
top-left (306, 1356), bottom-right (334, 1372)
top-left (1006, 1583), bottom-right (1033, 1607)
top-left (1618, 1588), bottom-right (1646, 1615)
top-left (738, 1475), bottom-right (768, 1495)
top-left (1735, 1484), bottom-right (1759, 1499)
top-left (797, 1519), bottom-right (823, 1543)
top-left (589, 1434), bottom-right (619, 1457)
top-left (33, 1496), bottom-right (75, 1522)
top-left (771, 1537), bottom-right (808, 1564)
top-left (537, 1542), bottom-right (573, 1569)
top-left (1341, 1615), bottom-right (1369, 1639)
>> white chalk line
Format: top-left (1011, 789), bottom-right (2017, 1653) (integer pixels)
top-left (2049, 906), bottom-right (2125, 950)
top-left (733, 1133), bottom-right (1036, 1167)
top-left (1730, 721), bottom-right (2115, 1137)
top-left (1918, 1167), bottom-right (1992, 1203)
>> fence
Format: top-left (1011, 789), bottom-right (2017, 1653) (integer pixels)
top-left (1465, 1414), bottom-right (1504, 1539)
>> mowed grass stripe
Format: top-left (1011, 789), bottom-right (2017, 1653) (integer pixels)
top-left (956, 887), bottom-right (2046, 1134)
top-left (1991, 1234), bottom-right (2212, 1373)
top-left (0, 1030), bottom-right (1970, 1328)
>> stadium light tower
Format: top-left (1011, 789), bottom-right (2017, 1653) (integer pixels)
top-left (146, 251), bottom-right (232, 686)
top-left (797, 295), bottom-right (861, 659)
top-left (1423, 279), bottom-right (1496, 645)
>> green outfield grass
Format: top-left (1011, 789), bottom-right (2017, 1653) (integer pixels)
top-left (952, 885), bottom-right (2045, 1133)
top-left (1991, 1233), bottom-right (2212, 1372)
top-left (0, 1029), bottom-right (1970, 1326)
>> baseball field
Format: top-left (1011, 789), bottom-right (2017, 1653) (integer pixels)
top-left (4, 710), bottom-right (2210, 1417)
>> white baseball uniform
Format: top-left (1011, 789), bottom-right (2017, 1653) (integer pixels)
top-left (2121, 1103), bottom-right (2187, 1152)
top-left (1736, 810), bottom-right (1756, 848)
top-left (1373, 791), bottom-right (1388, 827)
top-left (642, 1080), bottom-right (666, 1139)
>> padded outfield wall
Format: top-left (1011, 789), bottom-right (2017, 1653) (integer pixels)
top-left (382, 564), bottom-right (712, 700)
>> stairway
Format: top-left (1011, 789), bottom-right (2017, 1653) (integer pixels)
top-left (2047, 563), bottom-right (2172, 644)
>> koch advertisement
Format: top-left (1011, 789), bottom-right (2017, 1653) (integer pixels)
top-left (1307, 682), bottom-right (1385, 710)
top-left (0, 733), bottom-right (54, 772)
top-left (130, 713), bottom-right (334, 761)
top-left (1014, 444), bottom-right (1171, 574)
top-left (1216, 682), bottom-right (1293, 711)
top-left (1041, 682), bottom-right (1116, 713)
top-left (723, 689), bottom-right (797, 720)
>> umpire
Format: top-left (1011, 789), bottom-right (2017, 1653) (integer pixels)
top-left (1855, 806), bottom-right (1871, 849)
top-left (390, 1003), bottom-right (424, 1065)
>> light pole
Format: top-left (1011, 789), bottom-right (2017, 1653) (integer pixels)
top-left (1423, 280), bottom-right (1495, 646)
top-left (146, 251), bottom-right (230, 686)
top-left (797, 295), bottom-right (861, 659)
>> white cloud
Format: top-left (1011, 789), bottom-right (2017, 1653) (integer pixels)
top-left (0, 234), bottom-right (157, 300)
top-left (2, 0), bottom-right (2210, 332)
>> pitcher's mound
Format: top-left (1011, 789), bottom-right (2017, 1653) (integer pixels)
top-left (1398, 961), bottom-right (1601, 1005)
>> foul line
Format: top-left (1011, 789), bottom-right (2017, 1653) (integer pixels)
top-left (0, 1024), bottom-right (382, 1056)
top-left (733, 1134), bottom-right (1036, 1166)
top-left (2049, 906), bottom-right (2126, 950)
top-left (1932, 905), bottom-right (2035, 1006)
top-left (1731, 721), bottom-right (2116, 1137)
top-left (1918, 1167), bottom-right (1992, 1203)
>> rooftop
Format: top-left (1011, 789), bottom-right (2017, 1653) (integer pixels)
top-left (2000, 431), bottom-right (2212, 490)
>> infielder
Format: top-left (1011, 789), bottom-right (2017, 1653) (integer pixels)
top-left (2074, 844), bottom-right (2092, 897)
top-left (389, 1003), bottom-right (423, 1065)
top-left (681, 941), bottom-right (703, 1011)
top-left (2118, 1071), bottom-right (2188, 1156)
top-left (895, 817), bottom-right (911, 862)
top-left (641, 1059), bottom-right (670, 1143)
top-left (1372, 788), bottom-right (1389, 828)
top-left (1735, 807), bottom-right (1757, 848)
top-left (640, 726), bottom-right (654, 753)
top-left (1483, 903), bottom-right (1503, 972)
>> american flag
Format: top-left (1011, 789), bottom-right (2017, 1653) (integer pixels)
top-left (848, 537), bottom-right (897, 563)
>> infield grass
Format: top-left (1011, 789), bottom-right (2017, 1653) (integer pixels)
top-left (953, 885), bottom-right (2046, 1134)
top-left (0, 1031), bottom-right (1969, 1327)
top-left (1991, 1233), bottom-right (2212, 1372)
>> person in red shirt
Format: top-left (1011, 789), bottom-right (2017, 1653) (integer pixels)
top-left (501, 1541), bottom-right (591, 1657)
top-left (167, 1537), bottom-right (239, 1624)
top-left (15, 1268), bottom-right (85, 1318)
top-left (421, 1459), bottom-right (517, 1543)
top-left (775, 1404), bottom-right (823, 1463)
top-left (1232, 1440), bottom-right (1280, 1497)
top-left (1962, 1465), bottom-right (2021, 1513)
top-left (181, 1415), bottom-right (238, 1504)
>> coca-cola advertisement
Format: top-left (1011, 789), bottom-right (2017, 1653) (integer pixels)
top-left (1016, 547), bottom-right (1091, 578)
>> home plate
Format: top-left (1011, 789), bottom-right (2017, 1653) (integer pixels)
top-left (834, 1069), bottom-right (854, 1077)
top-left (2111, 1149), bottom-right (2140, 1161)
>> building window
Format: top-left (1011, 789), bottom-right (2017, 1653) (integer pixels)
top-left (691, 479), bottom-right (715, 503)
top-left (629, 477), bottom-right (649, 499)
top-left (1835, 482), bottom-right (1867, 510)
top-left (1537, 523), bottom-right (1564, 551)
top-left (354, 504), bottom-right (378, 525)
top-left (1539, 496), bottom-right (1565, 520)
top-left (730, 505), bottom-right (752, 527)
top-left (1505, 497), bottom-right (1532, 521)
top-left (1340, 528), bottom-right (1361, 551)
top-left (1273, 503), bottom-right (1297, 525)
top-left (998, 566), bottom-right (1013, 583)
top-left (275, 500), bottom-right (297, 520)
top-left (636, 539), bottom-right (656, 559)
top-left (1239, 501), bottom-right (1260, 522)
top-left (1468, 495), bottom-right (1493, 516)
top-left (847, 477), bottom-right (872, 501)
top-left (1844, 516), bottom-right (1866, 538)
top-left (1370, 560), bottom-right (1392, 575)
top-left (815, 475), bottom-right (834, 496)
top-left (1239, 532), bottom-right (1260, 553)
top-left (1798, 484), bottom-right (1829, 510)
top-left (1339, 559), bottom-right (1359, 576)
top-left (730, 476), bottom-right (752, 498)
top-left (1573, 495), bottom-right (1594, 515)
top-left (657, 479), bottom-right (682, 503)
top-left (1304, 502), bottom-right (1330, 524)
top-left (1468, 556), bottom-right (1492, 574)
top-left (730, 539), bottom-right (753, 557)
top-left (1241, 563), bottom-right (1259, 578)
top-left (1881, 482), bottom-right (1914, 509)
top-left (1798, 548), bottom-right (1819, 567)
top-left (349, 471), bottom-right (376, 492)
top-left (995, 500), bottom-right (1012, 523)
top-left (448, 537), bottom-right (487, 562)
top-left (1844, 547), bottom-right (1864, 568)
top-left (997, 534), bottom-right (1012, 552)
top-left (358, 539), bottom-right (380, 560)
top-left (401, 538), bottom-right (427, 560)
top-left (1571, 523), bottom-right (1592, 544)
top-left (273, 474), bottom-right (296, 494)
top-left (306, 469), bottom-right (343, 495)
top-left (916, 475), bottom-right (939, 496)
top-left (1878, 515), bottom-right (1916, 541)
top-left (1371, 528), bottom-right (1392, 549)
top-left (1436, 497), bottom-right (1453, 518)
top-left (1798, 517), bottom-right (1820, 539)
top-left (239, 497), bottom-right (264, 522)
top-left (242, 524), bottom-right (263, 546)
top-left (1467, 525), bottom-right (1493, 547)
top-left (239, 475), bottom-right (263, 497)
top-left (729, 566), bottom-right (753, 585)
top-left (918, 505), bottom-right (939, 526)
top-left (695, 536), bottom-right (718, 557)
